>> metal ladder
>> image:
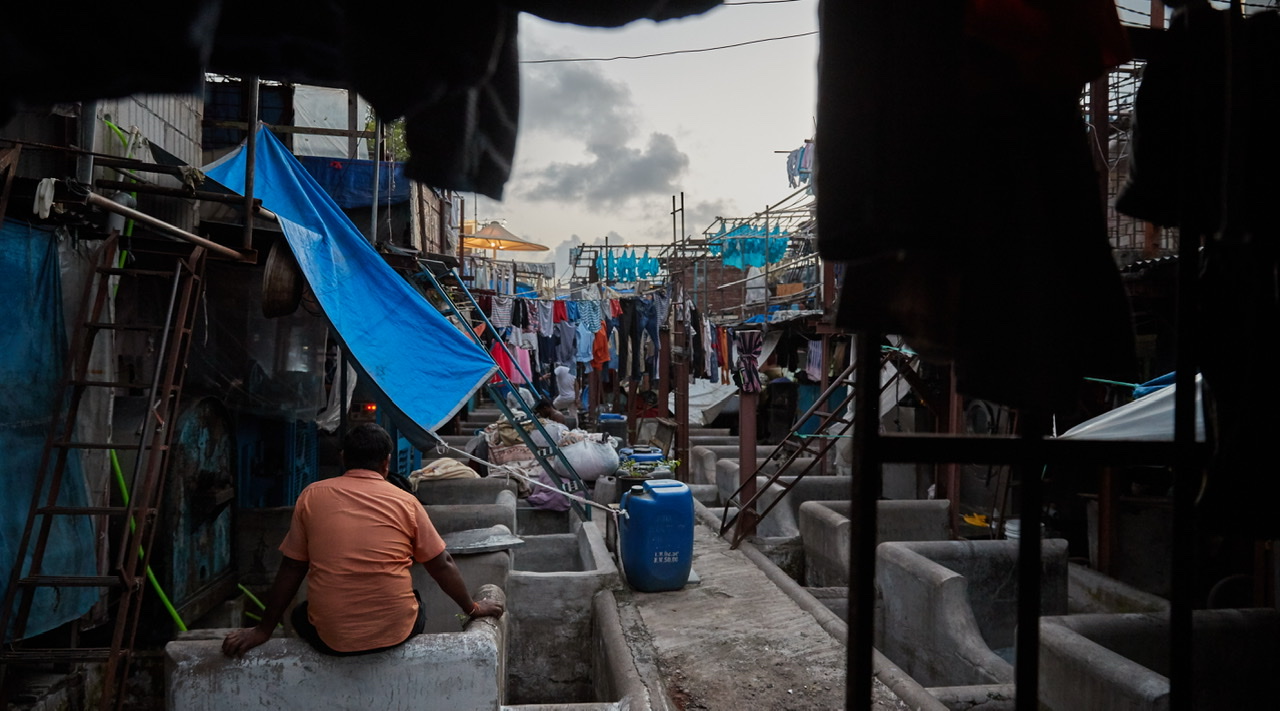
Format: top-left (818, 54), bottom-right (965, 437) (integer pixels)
top-left (415, 260), bottom-right (590, 520)
top-left (718, 347), bottom-right (920, 547)
top-left (0, 235), bottom-right (207, 710)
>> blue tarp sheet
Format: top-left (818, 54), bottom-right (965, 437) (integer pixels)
top-left (207, 128), bottom-right (496, 441)
top-left (295, 155), bottom-right (411, 209)
top-left (1, 219), bottom-right (98, 641)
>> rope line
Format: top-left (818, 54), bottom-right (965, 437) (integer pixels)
top-left (433, 441), bottom-right (624, 519)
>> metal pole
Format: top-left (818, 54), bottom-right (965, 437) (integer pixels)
top-left (673, 193), bottom-right (690, 482)
top-left (370, 117), bottom-right (381, 244)
top-left (737, 329), bottom-right (760, 540)
top-left (848, 332), bottom-right (882, 709)
top-left (83, 192), bottom-right (245, 260)
top-left (764, 205), bottom-right (771, 320)
top-left (347, 91), bottom-right (359, 160)
top-left (242, 76), bottom-right (260, 250)
top-left (1014, 414), bottom-right (1048, 711)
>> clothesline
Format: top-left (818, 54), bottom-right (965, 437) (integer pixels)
top-left (429, 439), bottom-right (623, 519)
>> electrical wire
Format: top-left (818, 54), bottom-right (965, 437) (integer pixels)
top-left (521, 30), bottom-right (817, 64)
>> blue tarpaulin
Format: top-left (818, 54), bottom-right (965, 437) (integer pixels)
top-left (206, 128), bottom-right (496, 442)
top-left (295, 155), bottom-right (411, 209)
top-left (1, 219), bottom-right (98, 641)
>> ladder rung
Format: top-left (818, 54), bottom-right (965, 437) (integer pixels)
top-left (37, 505), bottom-right (140, 516)
top-left (86, 322), bottom-right (166, 331)
top-left (0, 648), bottom-right (120, 663)
top-left (97, 267), bottom-right (176, 278)
top-left (20, 575), bottom-right (123, 588)
top-left (52, 442), bottom-right (160, 451)
top-left (71, 379), bottom-right (172, 390)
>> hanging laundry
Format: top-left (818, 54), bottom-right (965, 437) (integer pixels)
top-left (526, 299), bottom-right (541, 333)
top-left (804, 341), bottom-right (823, 383)
top-left (592, 323), bottom-right (611, 370)
top-left (538, 301), bottom-right (555, 336)
top-left (555, 320), bottom-right (576, 366)
top-left (575, 321), bottom-right (595, 364)
top-left (491, 295), bottom-right (513, 328)
top-left (553, 299), bottom-right (568, 323)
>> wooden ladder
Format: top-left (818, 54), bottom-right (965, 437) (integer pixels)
top-left (0, 235), bottom-right (207, 711)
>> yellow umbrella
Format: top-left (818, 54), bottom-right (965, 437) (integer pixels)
top-left (462, 221), bottom-right (550, 256)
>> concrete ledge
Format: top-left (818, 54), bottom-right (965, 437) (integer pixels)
top-left (800, 499), bottom-right (951, 586)
top-left (927, 684), bottom-right (1016, 711)
top-left (166, 585), bottom-right (507, 711)
top-left (875, 540), bottom-right (1068, 688)
top-left (1039, 609), bottom-right (1280, 711)
top-left (590, 590), bottom-right (665, 711)
top-left (1066, 562), bottom-right (1169, 615)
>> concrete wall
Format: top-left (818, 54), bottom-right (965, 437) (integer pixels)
top-left (1039, 609), bottom-right (1280, 711)
top-left (504, 517), bottom-right (621, 705)
top-left (166, 585), bottom-right (507, 711)
top-left (1067, 562), bottom-right (1169, 615)
top-left (875, 539), bottom-right (1068, 688)
top-left (416, 479), bottom-right (519, 535)
top-left (800, 499), bottom-right (951, 587)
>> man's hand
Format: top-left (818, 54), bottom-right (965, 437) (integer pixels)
top-left (470, 599), bottom-right (504, 619)
top-left (222, 625), bottom-right (272, 657)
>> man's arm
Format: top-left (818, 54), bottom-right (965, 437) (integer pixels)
top-left (421, 550), bottom-right (504, 618)
top-left (222, 555), bottom-right (309, 656)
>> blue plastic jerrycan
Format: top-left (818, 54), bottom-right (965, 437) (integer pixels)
top-left (619, 479), bottom-right (694, 592)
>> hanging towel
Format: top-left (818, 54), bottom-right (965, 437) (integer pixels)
top-left (553, 300), bottom-right (568, 323)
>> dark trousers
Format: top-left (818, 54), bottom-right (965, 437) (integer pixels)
top-left (618, 299), bottom-right (640, 379)
top-left (291, 589), bottom-right (427, 656)
top-left (638, 299), bottom-right (660, 381)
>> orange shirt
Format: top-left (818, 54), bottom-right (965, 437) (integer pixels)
top-left (279, 469), bottom-right (446, 652)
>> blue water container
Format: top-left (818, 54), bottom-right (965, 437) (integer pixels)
top-left (619, 480), bottom-right (694, 592)
top-left (619, 446), bottom-right (664, 464)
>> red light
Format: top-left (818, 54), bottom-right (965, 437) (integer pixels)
top-left (363, 403), bottom-right (377, 412)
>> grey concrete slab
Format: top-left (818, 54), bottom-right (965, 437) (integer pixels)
top-left (166, 585), bottom-right (507, 711)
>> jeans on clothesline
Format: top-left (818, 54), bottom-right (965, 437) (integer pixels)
top-left (638, 298), bottom-right (660, 382)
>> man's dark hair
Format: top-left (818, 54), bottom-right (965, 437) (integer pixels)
top-left (342, 423), bottom-right (394, 471)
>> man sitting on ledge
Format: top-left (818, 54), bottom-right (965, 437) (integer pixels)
top-left (223, 423), bottom-right (503, 657)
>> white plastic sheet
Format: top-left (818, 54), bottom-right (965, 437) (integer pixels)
top-left (668, 379), bottom-right (740, 426)
top-left (1059, 375), bottom-right (1205, 441)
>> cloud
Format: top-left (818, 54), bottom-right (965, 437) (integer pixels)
top-left (517, 62), bottom-right (691, 210)
top-left (522, 132), bottom-right (689, 209)
top-left (521, 64), bottom-right (636, 146)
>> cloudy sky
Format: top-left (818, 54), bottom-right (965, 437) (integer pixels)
top-left (470, 1), bottom-right (820, 279)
